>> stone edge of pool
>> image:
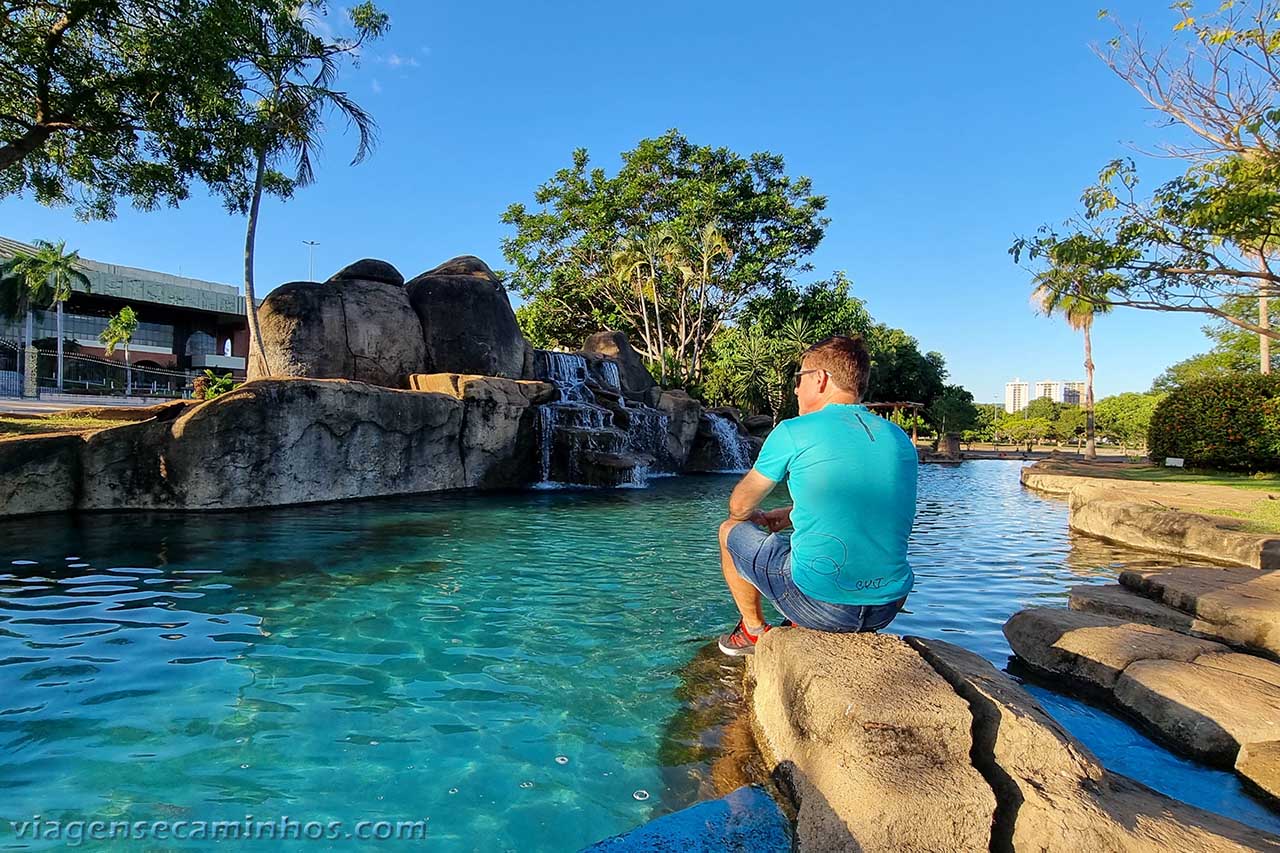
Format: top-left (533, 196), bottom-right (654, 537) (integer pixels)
top-left (587, 629), bottom-right (1279, 852)
top-left (1020, 464), bottom-right (1279, 570)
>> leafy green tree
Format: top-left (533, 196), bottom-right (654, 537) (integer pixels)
top-left (1055, 405), bottom-right (1087, 447)
top-left (100, 306), bottom-right (138, 395)
top-left (1152, 295), bottom-right (1280, 390)
top-left (927, 385), bottom-right (979, 436)
top-left (862, 324), bottom-right (947, 408)
top-left (1095, 392), bottom-right (1165, 453)
top-left (1023, 396), bottom-right (1059, 422)
top-left (502, 131), bottom-right (828, 384)
top-left (1013, 5), bottom-right (1280, 373)
top-left (0, 239), bottom-right (91, 391)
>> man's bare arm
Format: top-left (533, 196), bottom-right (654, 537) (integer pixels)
top-left (727, 469), bottom-right (779, 521)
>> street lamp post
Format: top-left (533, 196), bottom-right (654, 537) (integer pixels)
top-left (303, 240), bottom-right (320, 281)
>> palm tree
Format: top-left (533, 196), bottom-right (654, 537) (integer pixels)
top-left (0, 240), bottom-right (91, 391)
top-left (1032, 279), bottom-right (1111, 459)
top-left (239, 5), bottom-right (387, 378)
top-left (100, 306), bottom-right (138, 396)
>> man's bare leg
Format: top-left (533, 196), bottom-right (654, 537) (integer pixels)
top-left (719, 519), bottom-right (767, 631)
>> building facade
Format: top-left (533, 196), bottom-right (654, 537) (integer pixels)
top-left (0, 236), bottom-right (249, 377)
top-left (1004, 378), bottom-right (1029, 413)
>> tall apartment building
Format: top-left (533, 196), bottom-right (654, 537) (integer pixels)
top-left (1062, 381), bottom-right (1086, 405)
top-left (1004, 378), bottom-right (1030, 413)
top-left (1030, 379), bottom-right (1086, 405)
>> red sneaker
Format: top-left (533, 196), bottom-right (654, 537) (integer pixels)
top-left (717, 619), bottom-right (771, 656)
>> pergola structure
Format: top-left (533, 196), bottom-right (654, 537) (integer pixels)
top-left (864, 401), bottom-right (924, 442)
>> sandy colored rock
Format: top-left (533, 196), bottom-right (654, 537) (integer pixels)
top-left (1121, 567), bottom-right (1280, 658)
top-left (748, 629), bottom-right (994, 852)
top-left (1237, 741), bottom-right (1280, 804)
top-left (406, 256), bottom-right (531, 380)
top-left (1003, 607), bottom-right (1228, 689)
top-left (409, 373), bottom-right (554, 487)
top-left (908, 636), bottom-right (1279, 852)
top-left (252, 260), bottom-right (427, 388)
top-left (0, 433), bottom-right (82, 515)
top-left (655, 389), bottom-right (702, 471)
top-left (1069, 583), bottom-right (1200, 634)
top-left (80, 379), bottom-right (464, 510)
top-left (581, 330), bottom-right (655, 399)
top-left (1115, 656), bottom-right (1280, 764)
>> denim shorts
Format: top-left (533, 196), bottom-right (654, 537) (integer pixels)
top-left (726, 521), bottom-right (906, 633)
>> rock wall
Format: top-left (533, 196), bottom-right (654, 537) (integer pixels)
top-left (748, 628), bottom-right (1280, 852)
top-left (80, 379), bottom-right (465, 510)
top-left (409, 373), bottom-right (554, 488)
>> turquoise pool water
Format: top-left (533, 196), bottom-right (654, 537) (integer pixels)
top-left (0, 461), bottom-right (1276, 850)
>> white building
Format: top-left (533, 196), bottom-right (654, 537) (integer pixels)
top-left (1033, 380), bottom-right (1063, 402)
top-left (1063, 381), bottom-right (1086, 405)
top-left (1004, 378), bottom-right (1030, 414)
top-left (1029, 379), bottom-right (1086, 405)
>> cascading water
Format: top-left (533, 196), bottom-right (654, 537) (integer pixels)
top-left (703, 414), bottom-right (753, 472)
top-left (599, 360), bottom-right (621, 393)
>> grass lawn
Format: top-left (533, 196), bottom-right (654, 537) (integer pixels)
top-left (0, 414), bottom-right (122, 437)
top-left (1095, 465), bottom-right (1280, 493)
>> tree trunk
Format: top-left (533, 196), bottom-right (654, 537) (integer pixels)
top-left (22, 305), bottom-right (32, 383)
top-left (1084, 321), bottom-right (1097, 460)
top-left (55, 301), bottom-right (63, 390)
top-left (1262, 290), bottom-right (1272, 375)
top-left (243, 146), bottom-right (272, 378)
top-left (124, 344), bottom-right (131, 396)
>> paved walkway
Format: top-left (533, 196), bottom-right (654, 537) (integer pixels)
top-left (0, 395), bottom-right (176, 415)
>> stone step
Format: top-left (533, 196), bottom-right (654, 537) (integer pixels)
top-left (1005, 607), bottom-right (1280, 799)
top-left (908, 635), bottom-right (1280, 849)
top-left (1120, 567), bottom-right (1280, 659)
top-left (1004, 607), bottom-right (1228, 690)
top-left (1069, 583), bottom-right (1199, 634)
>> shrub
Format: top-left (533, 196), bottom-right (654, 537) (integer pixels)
top-left (1147, 374), bottom-right (1280, 472)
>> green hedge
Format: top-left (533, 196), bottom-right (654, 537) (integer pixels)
top-left (1147, 374), bottom-right (1280, 472)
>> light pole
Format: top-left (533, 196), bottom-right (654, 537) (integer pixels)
top-left (303, 240), bottom-right (320, 281)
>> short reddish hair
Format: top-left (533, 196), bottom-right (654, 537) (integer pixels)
top-left (802, 335), bottom-right (870, 400)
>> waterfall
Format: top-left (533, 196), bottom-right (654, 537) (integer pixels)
top-left (705, 414), bottom-right (752, 472)
top-left (541, 352), bottom-right (592, 403)
top-left (599, 360), bottom-right (620, 392)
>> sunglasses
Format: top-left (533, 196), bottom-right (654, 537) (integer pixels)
top-left (794, 368), bottom-right (826, 388)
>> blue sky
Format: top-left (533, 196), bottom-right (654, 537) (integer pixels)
top-left (0, 1), bottom-right (1214, 402)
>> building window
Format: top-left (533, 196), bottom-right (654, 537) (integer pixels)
top-left (186, 331), bottom-right (217, 356)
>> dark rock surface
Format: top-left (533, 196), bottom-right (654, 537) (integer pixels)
top-left (406, 256), bottom-right (531, 380)
top-left (251, 259), bottom-right (426, 388)
top-left (582, 331), bottom-right (656, 399)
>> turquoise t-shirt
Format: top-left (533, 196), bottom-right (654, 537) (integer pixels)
top-left (753, 403), bottom-right (918, 605)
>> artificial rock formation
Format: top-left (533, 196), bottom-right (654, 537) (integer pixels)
top-left (1005, 601), bottom-right (1280, 797)
top-left (748, 629), bottom-right (996, 852)
top-left (406, 256), bottom-right (532, 380)
top-left (581, 331), bottom-right (656, 400)
top-left (251, 259), bottom-right (427, 388)
top-left (409, 373), bottom-right (554, 488)
top-left (747, 629), bottom-right (1278, 852)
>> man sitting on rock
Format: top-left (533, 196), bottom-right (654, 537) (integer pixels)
top-left (716, 335), bottom-right (918, 655)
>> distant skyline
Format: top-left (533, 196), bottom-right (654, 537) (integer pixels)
top-left (0, 1), bottom-right (1217, 402)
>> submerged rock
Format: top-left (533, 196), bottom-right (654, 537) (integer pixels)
top-left (406, 256), bottom-right (531, 380)
top-left (583, 785), bottom-right (791, 852)
top-left (251, 259), bottom-right (426, 388)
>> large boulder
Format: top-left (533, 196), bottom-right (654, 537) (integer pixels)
top-left (251, 259), bottom-right (426, 388)
top-left (909, 637), bottom-right (1280, 852)
top-left (582, 331), bottom-right (655, 400)
top-left (406, 256), bottom-right (531, 380)
top-left (408, 373), bottom-right (554, 488)
top-left (749, 629), bottom-right (995, 852)
top-left (79, 379), bottom-right (464, 510)
top-left (655, 389), bottom-right (702, 471)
